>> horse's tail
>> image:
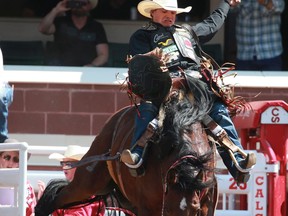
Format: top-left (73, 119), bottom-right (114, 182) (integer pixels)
top-left (35, 179), bottom-right (68, 216)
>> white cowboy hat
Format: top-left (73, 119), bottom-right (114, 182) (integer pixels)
top-left (89, 0), bottom-right (99, 9)
top-left (137, 0), bottom-right (192, 18)
top-left (49, 145), bottom-right (87, 161)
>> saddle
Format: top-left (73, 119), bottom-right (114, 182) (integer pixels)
top-left (126, 77), bottom-right (256, 177)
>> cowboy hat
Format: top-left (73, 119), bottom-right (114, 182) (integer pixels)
top-left (49, 145), bottom-right (87, 161)
top-left (89, 0), bottom-right (99, 9)
top-left (137, 0), bottom-right (192, 18)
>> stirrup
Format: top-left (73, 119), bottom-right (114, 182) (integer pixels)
top-left (229, 150), bottom-right (257, 173)
top-left (124, 159), bottom-right (143, 169)
top-left (121, 149), bottom-right (143, 169)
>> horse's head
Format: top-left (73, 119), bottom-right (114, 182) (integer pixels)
top-left (154, 76), bottom-right (217, 215)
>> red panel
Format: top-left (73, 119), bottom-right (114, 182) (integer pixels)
top-left (268, 175), bottom-right (286, 216)
top-left (233, 100), bottom-right (288, 129)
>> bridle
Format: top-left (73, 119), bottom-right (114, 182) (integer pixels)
top-left (161, 154), bottom-right (211, 216)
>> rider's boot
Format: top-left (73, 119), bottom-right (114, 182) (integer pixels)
top-left (121, 119), bottom-right (157, 168)
top-left (212, 121), bottom-right (256, 183)
top-left (202, 110), bottom-right (256, 185)
top-left (219, 147), bottom-right (256, 184)
top-left (236, 154), bottom-right (256, 183)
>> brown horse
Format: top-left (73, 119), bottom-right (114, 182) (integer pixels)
top-left (35, 76), bottom-right (218, 216)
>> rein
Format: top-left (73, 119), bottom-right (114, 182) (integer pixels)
top-left (68, 152), bottom-right (120, 170)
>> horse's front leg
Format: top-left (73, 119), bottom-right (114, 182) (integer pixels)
top-left (35, 160), bottom-right (110, 216)
top-left (54, 161), bottom-right (111, 210)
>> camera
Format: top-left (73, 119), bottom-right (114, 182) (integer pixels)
top-left (67, 0), bottom-right (87, 9)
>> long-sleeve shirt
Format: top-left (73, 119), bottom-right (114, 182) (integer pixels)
top-left (236, 0), bottom-right (285, 60)
top-left (129, 0), bottom-right (230, 71)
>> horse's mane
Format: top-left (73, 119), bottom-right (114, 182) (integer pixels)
top-left (156, 76), bottom-right (215, 192)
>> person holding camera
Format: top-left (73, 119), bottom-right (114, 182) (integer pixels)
top-left (38, 0), bottom-right (109, 67)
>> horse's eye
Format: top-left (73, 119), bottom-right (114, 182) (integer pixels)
top-left (167, 169), bottom-right (178, 185)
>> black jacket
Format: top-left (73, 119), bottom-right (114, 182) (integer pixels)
top-left (129, 0), bottom-right (230, 69)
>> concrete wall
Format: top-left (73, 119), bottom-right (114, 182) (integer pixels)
top-left (10, 81), bottom-right (286, 135)
top-left (10, 82), bottom-right (128, 136)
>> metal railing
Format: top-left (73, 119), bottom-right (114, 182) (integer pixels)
top-left (0, 142), bottom-right (28, 216)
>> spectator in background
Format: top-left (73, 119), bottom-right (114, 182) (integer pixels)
top-left (38, 0), bottom-right (109, 67)
top-left (280, 0), bottom-right (288, 70)
top-left (235, 0), bottom-right (285, 71)
top-left (37, 145), bottom-right (106, 216)
top-left (0, 48), bottom-right (13, 143)
top-left (0, 138), bottom-right (36, 216)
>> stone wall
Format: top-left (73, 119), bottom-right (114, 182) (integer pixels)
top-left (9, 82), bottom-right (130, 136)
top-left (8, 82), bottom-right (287, 136)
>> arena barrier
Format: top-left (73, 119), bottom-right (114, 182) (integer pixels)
top-left (230, 100), bottom-right (288, 216)
top-left (27, 147), bottom-right (275, 216)
top-left (0, 142), bottom-right (28, 216)
top-left (215, 151), bottom-right (276, 216)
top-left (0, 144), bottom-right (270, 216)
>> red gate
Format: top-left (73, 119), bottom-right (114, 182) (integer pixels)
top-left (233, 100), bottom-right (288, 216)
